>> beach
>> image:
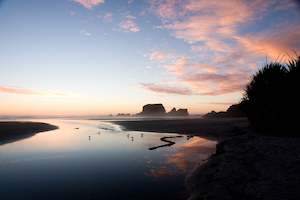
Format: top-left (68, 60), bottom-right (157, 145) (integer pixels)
top-left (113, 117), bottom-right (300, 200)
top-left (113, 117), bottom-right (249, 140)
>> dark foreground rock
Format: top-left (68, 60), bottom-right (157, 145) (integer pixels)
top-left (186, 133), bottom-right (300, 200)
top-left (0, 121), bottom-right (58, 145)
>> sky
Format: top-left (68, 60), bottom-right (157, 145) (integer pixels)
top-left (0, 0), bottom-right (299, 116)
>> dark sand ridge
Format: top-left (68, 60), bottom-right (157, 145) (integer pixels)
top-left (0, 121), bottom-right (58, 145)
top-left (113, 117), bottom-right (249, 140)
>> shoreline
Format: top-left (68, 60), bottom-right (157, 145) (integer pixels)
top-left (186, 133), bottom-right (300, 200)
top-left (112, 117), bottom-right (249, 140)
top-left (113, 118), bottom-right (300, 200)
top-left (0, 121), bottom-right (58, 145)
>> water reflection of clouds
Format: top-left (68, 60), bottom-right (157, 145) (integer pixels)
top-left (147, 137), bottom-right (216, 178)
top-left (0, 119), bottom-right (216, 181)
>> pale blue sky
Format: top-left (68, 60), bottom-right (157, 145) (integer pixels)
top-left (0, 0), bottom-right (299, 115)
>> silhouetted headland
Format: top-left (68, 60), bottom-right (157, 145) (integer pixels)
top-left (0, 121), bottom-right (58, 145)
top-left (203, 103), bottom-right (246, 118)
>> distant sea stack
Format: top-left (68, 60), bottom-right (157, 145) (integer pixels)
top-left (167, 107), bottom-right (189, 116)
top-left (139, 104), bottom-right (166, 116)
top-left (138, 104), bottom-right (189, 116)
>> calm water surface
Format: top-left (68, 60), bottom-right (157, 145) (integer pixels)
top-left (0, 119), bottom-right (216, 200)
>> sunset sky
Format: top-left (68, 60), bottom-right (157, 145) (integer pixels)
top-left (0, 0), bottom-right (299, 116)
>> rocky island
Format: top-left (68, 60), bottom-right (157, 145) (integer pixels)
top-left (138, 103), bottom-right (189, 116)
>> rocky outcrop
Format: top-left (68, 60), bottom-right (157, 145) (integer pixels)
top-left (168, 107), bottom-right (177, 115)
top-left (167, 108), bottom-right (189, 116)
top-left (176, 108), bottom-right (189, 116)
top-left (117, 113), bottom-right (131, 117)
top-left (203, 103), bottom-right (246, 118)
top-left (138, 104), bottom-right (189, 116)
top-left (138, 104), bottom-right (166, 116)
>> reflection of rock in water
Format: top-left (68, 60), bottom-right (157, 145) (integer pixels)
top-left (149, 136), bottom-right (183, 150)
top-left (187, 135), bottom-right (194, 140)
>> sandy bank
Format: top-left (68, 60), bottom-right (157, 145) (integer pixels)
top-left (0, 121), bottom-right (58, 145)
top-left (186, 133), bottom-right (300, 200)
top-left (113, 118), bottom-right (300, 200)
top-left (113, 117), bottom-right (249, 140)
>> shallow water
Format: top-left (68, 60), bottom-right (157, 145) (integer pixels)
top-left (0, 119), bottom-right (216, 200)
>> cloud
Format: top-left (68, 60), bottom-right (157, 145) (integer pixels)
top-left (102, 12), bottom-right (113, 22)
top-left (164, 57), bottom-right (250, 95)
top-left (150, 0), bottom-right (183, 19)
top-left (119, 15), bottom-right (140, 32)
top-left (164, 56), bottom-right (187, 75)
top-left (182, 72), bottom-right (249, 95)
top-left (128, 0), bottom-right (134, 4)
top-left (146, 0), bottom-right (300, 96)
top-left (154, 0), bottom-right (300, 57)
top-left (0, 86), bottom-right (66, 97)
top-left (145, 55), bottom-right (250, 95)
top-left (73, 0), bottom-right (104, 9)
top-left (80, 29), bottom-right (92, 37)
top-left (141, 83), bottom-right (193, 95)
top-left (149, 51), bottom-right (169, 62)
top-left (235, 23), bottom-right (300, 61)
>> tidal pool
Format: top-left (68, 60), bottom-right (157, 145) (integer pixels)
top-left (0, 119), bottom-right (216, 200)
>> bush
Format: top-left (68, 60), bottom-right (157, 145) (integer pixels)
top-left (243, 57), bottom-right (300, 135)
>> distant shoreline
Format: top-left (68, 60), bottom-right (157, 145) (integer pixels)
top-left (112, 117), bottom-right (249, 140)
top-left (0, 121), bottom-right (58, 145)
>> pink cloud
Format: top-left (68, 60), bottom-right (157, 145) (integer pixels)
top-left (164, 56), bottom-right (187, 75)
top-left (153, 0), bottom-right (300, 59)
top-left (147, 55), bottom-right (250, 95)
top-left (145, 0), bottom-right (300, 96)
top-left (120, 15), bottom-right (140, 32)
top-left (73, 0), bottom-right (104, 9)
top-left (149, 51), bottom-right (169, 62)
top-left (0, 86), bottom-right (66, 96)
top-left (191, 63), bottom-right (219, 74)
top-left (141, 83), bottom-right (193, 95)
top-left (235, 23), bottom-right (300, 61)
top-left (150, 0), bottom-right (184, 19)
top-left (182, 72), bottom-right (249, 95)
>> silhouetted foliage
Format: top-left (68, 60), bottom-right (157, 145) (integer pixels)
top-left (243, 57), bottom-right (300, 135)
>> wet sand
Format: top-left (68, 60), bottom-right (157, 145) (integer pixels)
top-left (113, 117), bottom-right (300, 200)
top-left (113, 117), bottom-right (249, 140)
top-left (186, 133), bottom-right (300, 200)
top-left (0, 121), bottom-right (58, 145)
